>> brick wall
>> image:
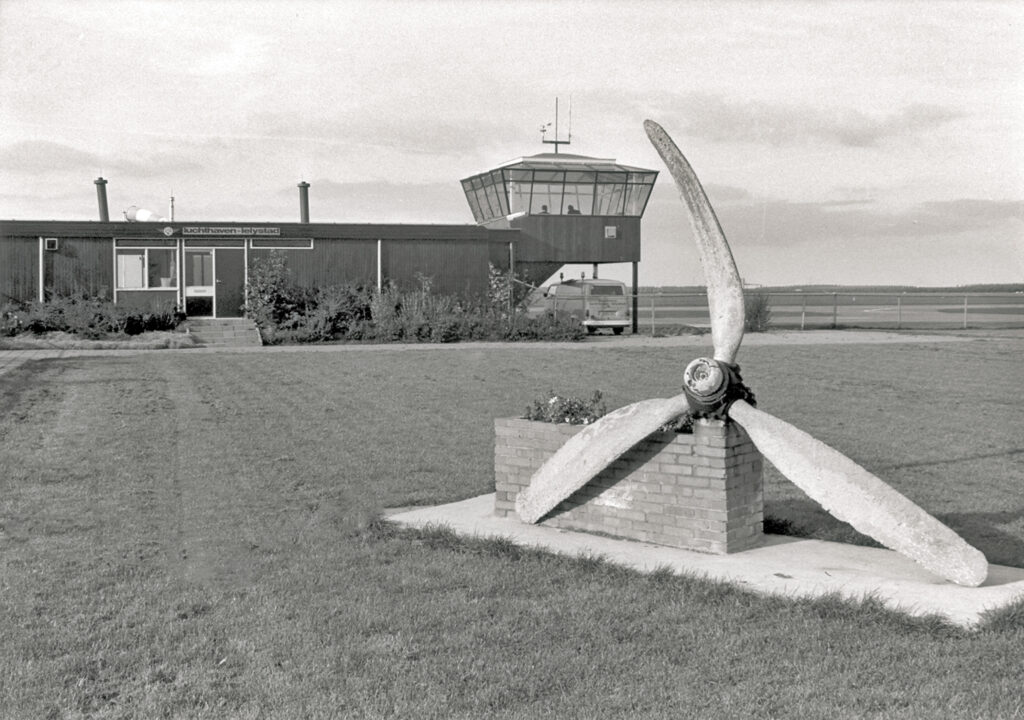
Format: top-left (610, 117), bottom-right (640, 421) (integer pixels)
top-left (494, 417), bottom-right (763, 554)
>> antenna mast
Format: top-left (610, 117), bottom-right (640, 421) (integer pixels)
top-left (541, 97), bottom-right (572, 153)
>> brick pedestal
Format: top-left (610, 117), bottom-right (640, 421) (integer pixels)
top-left (494, 417), bottom-right (763, 554)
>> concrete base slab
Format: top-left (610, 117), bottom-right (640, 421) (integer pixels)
top-left (387, 493), bottom-right (1024, 628)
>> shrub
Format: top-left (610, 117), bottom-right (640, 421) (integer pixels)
top-left (0, 296), bottom-right (182, 338)
top-left (1, 302), bottom-right (25, 336)
top-left (292, 285), bottom-right (374, 342)
top-left (487, 263), bottom-right (534, 311)
top-left (245, 251), bottom-right (313, 331)
top-left (744, 292), bottom-right (772, 333)
top-left (245, 254), bottom-right (586, 344)
top-left (524, 391), bottom-right (608, 425)
top-left (503, 312), bottom-right (585, 341)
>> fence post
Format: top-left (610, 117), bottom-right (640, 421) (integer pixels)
top-left (963, 295), bottom-right (968, 329)
top-left (800, 294), bottom-right (806, 331)
top-left (896, 295), bottom-right (902, 330)
top-left (650, 295), bottom-right (656, 336)
top-left (832, 293), bottom-right (838, 328)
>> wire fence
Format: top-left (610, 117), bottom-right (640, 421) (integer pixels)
top-left (631, 292), bottom-right (1024, 333)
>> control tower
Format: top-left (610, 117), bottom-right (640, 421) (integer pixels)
top-left (460, 150), bottom-right (658, 328)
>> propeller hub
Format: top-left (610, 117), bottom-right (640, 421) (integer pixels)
top-left (682, 357), bottom-right (755, 420)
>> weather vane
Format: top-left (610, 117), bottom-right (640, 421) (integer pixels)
top-left (540, 97), bottom-right (572, 153)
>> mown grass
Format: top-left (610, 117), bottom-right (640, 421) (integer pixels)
top-left (0, 337), bottom-right (1022, 718)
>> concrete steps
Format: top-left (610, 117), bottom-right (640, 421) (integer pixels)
top-left (183, 317), bottom-right (262, 347)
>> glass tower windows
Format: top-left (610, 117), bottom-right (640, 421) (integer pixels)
top-left (461, 156), bottom-right (657, 222)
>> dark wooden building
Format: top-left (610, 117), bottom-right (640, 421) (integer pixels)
top-left (0, 219), bottom-right (515, 317)
top-left (1, 150), bottom-right (657, 327)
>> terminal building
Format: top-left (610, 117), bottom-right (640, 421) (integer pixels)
top-left (0, 145), bottom-right (657, 331)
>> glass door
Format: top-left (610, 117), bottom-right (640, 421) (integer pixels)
top-left (184, 250), bottom-right (214, 317)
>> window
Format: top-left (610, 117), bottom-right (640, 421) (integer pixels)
top-left (589, 284), bottom-right (624, 296)
top-left (116, 250), bottom-right (144, 289)
top-left (186, 251), bottom-right (213, 287)
top-left (462, 179), bottom-right (484, 222)
top-left (249, 238), bottom-right (313, 249)
top-left (507, 180), bottom-right (532, 214)
top-left (594, 183), bottom-right (625, 215)
top-left (562, 183), bottom-right (595, 215)
top-left (530, 183), bottom-right (562, 214)
top-left (624, 184), bottom-right (653, 215)
top-left (116, 248), bottom-right (178, 289)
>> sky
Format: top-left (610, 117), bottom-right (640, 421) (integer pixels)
top-left (1, 0), bottom-right (1022, 288)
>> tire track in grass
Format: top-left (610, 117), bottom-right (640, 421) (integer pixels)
top-left (161, 356), bottom-right (265, 588)
top-left (158, 354), bottom-right (338, 588)
top-left (169, 354), bottom-right (379, 531)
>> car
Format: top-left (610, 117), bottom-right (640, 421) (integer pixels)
top-left (526, 278), bottom-right (630, 334)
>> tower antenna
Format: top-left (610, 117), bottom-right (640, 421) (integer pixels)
top-left (568, 95), bottom-right (572, 145)
top-left (541, 97), bottom-right (572, 153)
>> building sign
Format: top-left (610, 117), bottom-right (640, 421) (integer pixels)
top-left (183, 226), bottom-right (281, 236)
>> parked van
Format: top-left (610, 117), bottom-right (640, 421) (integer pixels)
top-left (527, 278), bottom-right (630, 334)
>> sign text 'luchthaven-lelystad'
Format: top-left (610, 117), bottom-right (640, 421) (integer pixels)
top-left (182, 226), bottom-right (281, 236)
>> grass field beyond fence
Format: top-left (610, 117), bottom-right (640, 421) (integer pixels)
top-left (1, 337), bottom-right (1022, 718)
top-left (633, 291), bottom-right (1024, 333)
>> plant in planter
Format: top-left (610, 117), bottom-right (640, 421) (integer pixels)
top-left (523, 390), bottom-right (694, 433)
top-left (523, 391), bottom-right (607, 425)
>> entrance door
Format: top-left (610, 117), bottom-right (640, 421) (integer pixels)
top-left (184, 248), bottom-right (245, 318)
top-left (215, 249), bottom-right (245, 318)
top-left (184, 250), bottom-right (214, 317)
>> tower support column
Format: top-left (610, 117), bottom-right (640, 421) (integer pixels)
top-left (631, 261), bottom-right (639, 335)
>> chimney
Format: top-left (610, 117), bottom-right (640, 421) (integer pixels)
top-left (298, 181), bottom-right (310, 223)
top-left (95, 177), bottom-right (109, 222)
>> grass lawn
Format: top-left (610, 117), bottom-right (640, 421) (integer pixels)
top-left (1, 337), bottom-right (1022, 718)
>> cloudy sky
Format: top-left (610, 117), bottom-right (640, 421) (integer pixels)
top-left (1, 0), bottom-right (1021, 287)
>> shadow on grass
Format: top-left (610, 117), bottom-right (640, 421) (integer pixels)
top-left (763, 498), bottom-right (884, 549)
top-left (938, 507), bottom-right (1024, 569)
top-left (765, 499), bottom-right (1024, 569)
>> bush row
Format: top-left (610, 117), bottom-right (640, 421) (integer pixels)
top-left (245, 254), bottom-right (584, 344)
top-left (1, 296), bottom-right (183, 339)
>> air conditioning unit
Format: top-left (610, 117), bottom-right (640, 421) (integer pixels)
top-left (43, 237), bottom-right (59, 251)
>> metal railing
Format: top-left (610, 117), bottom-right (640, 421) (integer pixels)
top-left (630, 292), bottom-right (1024, 333)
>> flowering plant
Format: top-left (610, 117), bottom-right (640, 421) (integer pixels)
top-left (659, 413), bottom-right (694, 434)
top-left (523, 390), bottom-right (608, 425)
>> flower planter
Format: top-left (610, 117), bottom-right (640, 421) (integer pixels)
top-left (494, 417), bottom-right (763, 554)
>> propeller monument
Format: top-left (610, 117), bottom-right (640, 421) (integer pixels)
top-left (515, 120), bottom-right (988, 588)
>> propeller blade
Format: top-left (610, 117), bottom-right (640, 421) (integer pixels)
top-left (644, 119), bottom-right (745, 365)
top-left (516, 395), bottom-right (692, 524)
top-left (727, 400), bottom-right (988, 586)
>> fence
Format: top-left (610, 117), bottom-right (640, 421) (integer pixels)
top-left (632, 292), bottom-right (1024, 333)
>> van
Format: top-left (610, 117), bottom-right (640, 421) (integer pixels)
top-left (527, 278), bottom-right (630, 334)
